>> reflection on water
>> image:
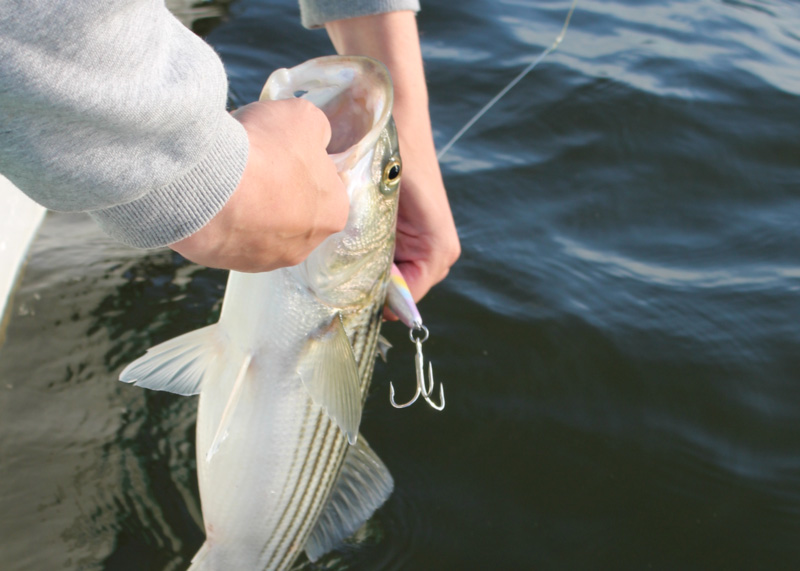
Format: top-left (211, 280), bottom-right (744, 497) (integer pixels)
top-left (165, 0), bottom-right (233, 35)
top-left (2, 0), bottom-right (800, 569)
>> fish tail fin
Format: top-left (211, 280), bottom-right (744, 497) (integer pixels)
top-left (304, 435), bottom-right (394, 561)
top-left (119, 324), bottom-right (221, 395)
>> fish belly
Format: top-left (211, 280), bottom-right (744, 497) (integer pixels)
top-left (193, 352), bottom-right (349, 570)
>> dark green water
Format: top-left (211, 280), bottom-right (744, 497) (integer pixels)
top-left (2, 0), bottom-right (800, 569)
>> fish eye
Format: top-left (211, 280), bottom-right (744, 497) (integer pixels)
top-left (381, 158), bottom-right (402, 194)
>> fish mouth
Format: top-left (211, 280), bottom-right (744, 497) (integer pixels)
top-left (261, 56), bottom-right (397, 307)
top-left (260, 56), bottom-right (394, 169)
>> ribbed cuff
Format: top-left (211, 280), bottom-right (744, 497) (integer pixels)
top-left (299, 0), bottom-right (420, 29)
top-left (90, 114), bottom-right (249, 249)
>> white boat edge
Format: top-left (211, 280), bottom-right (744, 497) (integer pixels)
top-left (0, 174), bottom-right (46, 335)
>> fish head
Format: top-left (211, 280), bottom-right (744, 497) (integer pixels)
top-left (261, 56), bottom-right (401, 308)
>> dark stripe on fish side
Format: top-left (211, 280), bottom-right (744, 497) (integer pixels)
top-left (261, 395), bottom-right (317, 556)
top-left (265, 292), bottom-right (388, 570)
top-left (357, 307), bottom-right (383, 403)
top-left (261, 403), bottom-right (330, 567)
top-left (274, 305), bottom-right (383, 568)
top-left (276, 298), bottom-right (387, 566)
top-left (276, 421), bottom-right (345, 569)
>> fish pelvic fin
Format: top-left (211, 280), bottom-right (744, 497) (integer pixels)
top-left (119, 324), bottom-right (220, 395)
top-left (298, 313), bottom-right (362, 445)
top-left (305, 435), bottom-right (394, 561)
top-left (187, 541), bottom-right (212, 570)
top-left (205, 351), bottom-right (252, 462)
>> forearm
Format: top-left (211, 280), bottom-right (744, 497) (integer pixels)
top-left (325, 12), bottom-right (460, 300)
top-left (299, 0), bottom-right (420, 29)
top-left (325, 11), bottom-right (440, 207)
top-left (0, 0), bottom-right (248, 248)
top-left (325, 11), bottom-right (446, 224)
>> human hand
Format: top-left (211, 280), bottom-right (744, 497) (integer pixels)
top-left (392, 99), bottom-right (460, 303)
top-left (170, 98), bottom-right (349, 272)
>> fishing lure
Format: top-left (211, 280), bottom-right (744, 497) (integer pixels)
top-left (385, 264), bottom-right (445, 411)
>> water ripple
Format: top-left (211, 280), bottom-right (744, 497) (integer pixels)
top-left (555, 235), bottom-right (800, 290)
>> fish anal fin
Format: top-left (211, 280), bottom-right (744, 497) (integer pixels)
top-left (376, 334), bottom-right (392, 362)
top-left (119, 324), bottom-right (220, 396)
top-left (305, 436), bottom-right (394, 562)
top-left (298, 313), bottom-right (361, 444)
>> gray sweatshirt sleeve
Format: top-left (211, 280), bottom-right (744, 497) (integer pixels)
top-left (299, 0), bottom-right (420, 29)
top-left (0, 0), bottom-right (249, 248)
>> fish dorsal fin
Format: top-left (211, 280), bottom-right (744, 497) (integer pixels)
top-left (298, 313), bottom-right (361, 444)
top-left (119, 324), bottom-right (220, 395)
top-left (305, 436), bottom-right (394, 561)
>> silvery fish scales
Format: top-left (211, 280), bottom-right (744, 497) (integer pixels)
top-left (119, 55), bottom-right (401, 570)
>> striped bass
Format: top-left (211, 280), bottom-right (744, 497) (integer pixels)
top-left (120, 55), bottom-right (401, 570)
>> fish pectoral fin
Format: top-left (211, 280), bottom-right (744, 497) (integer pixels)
top-left (119, 324), bottom-right (220, 395)
top-left (305, 435), bottom-right (394, 562)
top-left (298, 313), bottom-right (362, 445)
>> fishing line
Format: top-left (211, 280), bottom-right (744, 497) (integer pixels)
top-left (436, 0), bottom-right (578, 160)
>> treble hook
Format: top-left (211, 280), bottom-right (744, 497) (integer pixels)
top-left (389, 325), bottom-right (445, 411)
